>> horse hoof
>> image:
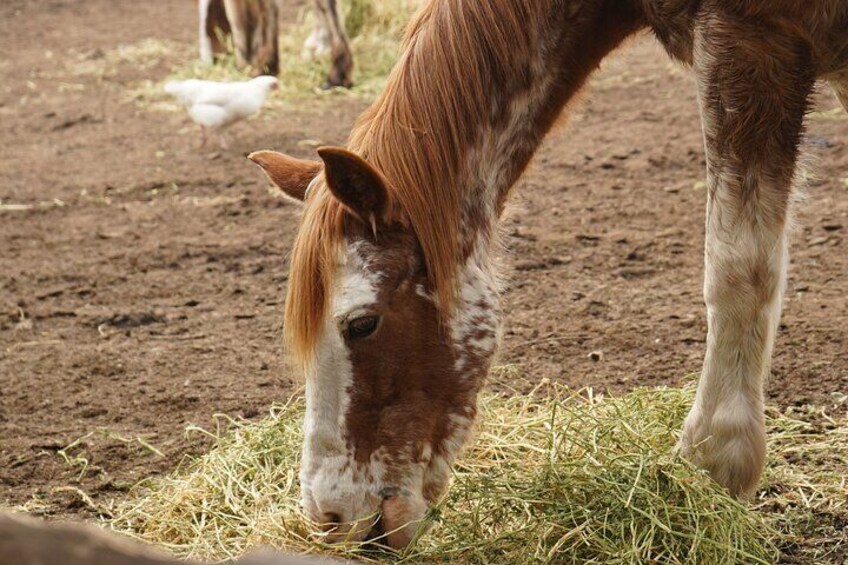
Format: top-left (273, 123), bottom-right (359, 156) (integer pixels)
top-left (321, 78), bottom-right (353, 90)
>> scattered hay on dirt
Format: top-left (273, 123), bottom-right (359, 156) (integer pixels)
top-left (108, 377), bottom-right (848, 564)
top-left (125, 0), bottom-right (418, 114)
top-left (64, 38), bottom-right (190, 81)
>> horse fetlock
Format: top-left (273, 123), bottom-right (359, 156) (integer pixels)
top-left (680, 403), bottom-right (765, 498)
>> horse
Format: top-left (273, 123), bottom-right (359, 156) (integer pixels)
top-left (249, 0), bottom-right (848, 549)
top-left (198, 0), bottom-right (353, 87)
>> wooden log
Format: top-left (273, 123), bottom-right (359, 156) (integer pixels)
top-left (0, 512), bottom-right (189, 565)
top-left (0, 512), bottom-right (338, 565)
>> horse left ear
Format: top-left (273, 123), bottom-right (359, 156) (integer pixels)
top-left (317, 146), bottom-right (394, 229)
top-left (248, 150), bottom-right (322, 203)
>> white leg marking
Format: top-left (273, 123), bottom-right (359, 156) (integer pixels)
top-left (682, 175), bottom-right (790, 497)
top-left (198, 0), bottom-right (214, 65)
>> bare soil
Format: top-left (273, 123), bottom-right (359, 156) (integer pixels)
top-left (1, 0), bottom-right (846, 522)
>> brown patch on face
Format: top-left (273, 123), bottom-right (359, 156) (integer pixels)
top-left (338, 223), bottom-right (490, 499)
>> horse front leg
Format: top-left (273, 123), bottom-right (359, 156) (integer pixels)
top-left (679, 20), bottom-right (814, 498)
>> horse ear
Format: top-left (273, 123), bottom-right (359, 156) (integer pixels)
top-left (317, 146), bottom-right (393, 228)
top-left (248, 151), bottom-right (322, 202)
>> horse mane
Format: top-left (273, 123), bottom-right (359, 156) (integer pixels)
top-left (286, 1), bottom-right (539, 365)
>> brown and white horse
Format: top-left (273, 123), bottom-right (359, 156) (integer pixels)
top-left (199, 0), bottom-right (354, 87)
top-left (249, 0), bottom-right (848, 549)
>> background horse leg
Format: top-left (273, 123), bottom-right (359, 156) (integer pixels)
top-left (302, 1), bottom-right (332, 59)
top-left (200, 0), bottom-right (232, 64)
top-left (198, 0), bottom-right (214, 64)
top-left (222, 0), bottom-right (279, 76)
top-left (250, 0), bottom-right (279, 75)
top-left (679, 18), bottom-right (814, 498)
top-left (312, 0), bottom-right (353, 88)
top-left (223, 0), bottom-right (250, 70)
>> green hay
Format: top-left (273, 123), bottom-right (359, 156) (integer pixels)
top-left (108, 378), bottom-right (848, 563)
top-left (123, 0), bottom-right (418, 114)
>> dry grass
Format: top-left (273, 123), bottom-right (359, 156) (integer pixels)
top-left (63, 38), bottom-right (189, 80)
top-left (108, 375), bottom-right (848, 564)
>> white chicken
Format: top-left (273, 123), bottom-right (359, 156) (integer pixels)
top-left (164, 75), bottom-right (279, 149)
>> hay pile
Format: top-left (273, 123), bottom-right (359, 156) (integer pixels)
top-left (109, 379), bottom-right (847, 564)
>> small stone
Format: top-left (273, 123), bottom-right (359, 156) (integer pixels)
top-left (613, 266), bottom-right (656, 278)
top-left (547, 256), bottom-right (572, 266)
top-left (514, 261), bottom-right (548, 272)
top-left (588, 350), bottom-right (604, 362)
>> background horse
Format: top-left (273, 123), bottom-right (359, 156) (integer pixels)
top-left (251, 0), bottom-right (848, 548)
top-left (199, 0), bottom-right (353, 87)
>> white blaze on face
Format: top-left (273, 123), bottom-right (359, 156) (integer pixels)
top-left (300, 242), bottom-right (384, 540)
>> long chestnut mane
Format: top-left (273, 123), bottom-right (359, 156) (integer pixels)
top-left (285, 1), bottom-right (538, 365)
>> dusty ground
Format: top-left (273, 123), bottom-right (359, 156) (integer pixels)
top-left (1, 0), bottom-right (846, 523)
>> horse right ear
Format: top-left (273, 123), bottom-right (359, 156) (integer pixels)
top-left (248, 151), bottom-right (323, 202)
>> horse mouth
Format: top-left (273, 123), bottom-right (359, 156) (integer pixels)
top-left (367, 516), bottom-right (386, 543)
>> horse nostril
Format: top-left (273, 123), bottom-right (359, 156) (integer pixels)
top-left (321, 512), bottom-right (342, 532)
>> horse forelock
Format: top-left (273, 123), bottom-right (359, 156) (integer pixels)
top-left (285, 186), bottom-right (343, 369)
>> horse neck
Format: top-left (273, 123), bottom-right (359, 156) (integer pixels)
top-left (459, 4), bottom-right (644, 258)
top-left (354, 1), bottom-right (645, 293)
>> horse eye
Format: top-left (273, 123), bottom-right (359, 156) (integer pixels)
top-left (347, 316), bottom-right (380, 340)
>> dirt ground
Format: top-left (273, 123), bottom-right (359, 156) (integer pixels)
top-left (1, 0), bottom-right (846, 522)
